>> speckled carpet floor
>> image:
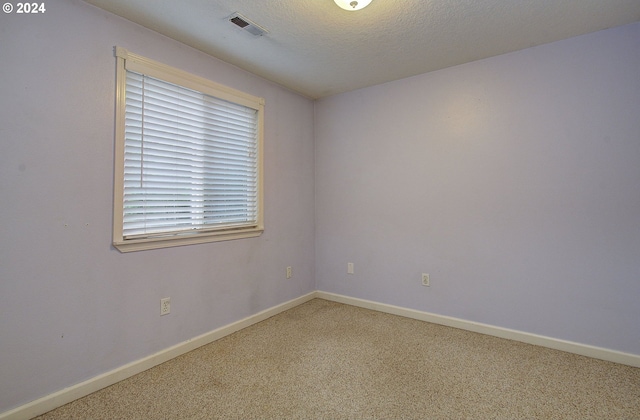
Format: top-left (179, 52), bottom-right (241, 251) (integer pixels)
top-left (36, 298), bottom-right (640, 419)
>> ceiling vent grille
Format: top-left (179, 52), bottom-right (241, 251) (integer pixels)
top-left (228, 12), bottom-right (268, 37)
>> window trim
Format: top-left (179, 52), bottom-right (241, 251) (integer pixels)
top-left (112, 47), bottom-right (264, 252)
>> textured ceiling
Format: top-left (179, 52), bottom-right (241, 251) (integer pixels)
top-left (83, 0), bottom-right (640, 99)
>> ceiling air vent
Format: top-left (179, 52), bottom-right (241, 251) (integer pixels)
top-left (228, 12), bottom-right (268, 37)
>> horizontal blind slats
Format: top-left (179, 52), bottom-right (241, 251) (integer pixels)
top-left (126, 82), bottom-right (257, 136)
top-left (122, 70), bottom-right (259, 237)
top-left (125, 105), bottom-right (257, 140)
top-left (124, 137), bottom-right (256, 160)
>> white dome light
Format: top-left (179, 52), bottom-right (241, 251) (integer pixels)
top-left (334, 0), bottom-right (373, 11)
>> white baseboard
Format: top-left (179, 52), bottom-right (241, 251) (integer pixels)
top-left (0, 292), bottom-right (317, 420)
top-left (316, 291), bottom-right (640, 368)
top-left (4, 290), bottom-right (639, 419)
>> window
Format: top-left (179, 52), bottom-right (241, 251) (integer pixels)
top-left (113, 47), bottom-right (264, 252)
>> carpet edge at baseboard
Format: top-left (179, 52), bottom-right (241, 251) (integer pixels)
top-left (4, 290), bottom-right (638, 420)
top-left (0, 292), bottom-right (318, 420)
top-left (316, 291), bottom-right (640, 369)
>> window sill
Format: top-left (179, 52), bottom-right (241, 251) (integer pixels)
top-left (113, 227), bottom-right (264, 253)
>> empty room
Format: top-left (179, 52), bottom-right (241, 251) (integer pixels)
top-left (1, 0), bottom-right (639, 418)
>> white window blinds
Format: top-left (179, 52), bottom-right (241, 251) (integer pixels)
top-left (113, 48), bottom-right (264, 251)
top-left (123, 71), bottom-right (259, 238)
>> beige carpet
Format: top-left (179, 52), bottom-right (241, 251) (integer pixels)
top-left (36, 299), bottom-right (640, 419)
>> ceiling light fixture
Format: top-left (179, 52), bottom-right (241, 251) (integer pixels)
top-left (334, 0), bottom-right (373, 11)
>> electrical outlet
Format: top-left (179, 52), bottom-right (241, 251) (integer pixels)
top-left (422, 273), bottom-right (430, 287)
top-left (347, 262), bottom-right (354, 274)
top-left (160, 297), bottom-right (171, 315)
top-left (286, 266), bottom-right (292, 279)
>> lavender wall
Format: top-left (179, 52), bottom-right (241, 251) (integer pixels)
top-left (315, 22), bottom-right (640, 355)
top-left (0, 0), bottom-right (315, 412)
top-left (1, 0), bottom-right (638, 414)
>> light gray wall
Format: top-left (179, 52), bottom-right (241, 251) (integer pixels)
top-left (315, 22), bottom-right (640, 355)
top-left (0, 0), bottom-right (315, 412)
